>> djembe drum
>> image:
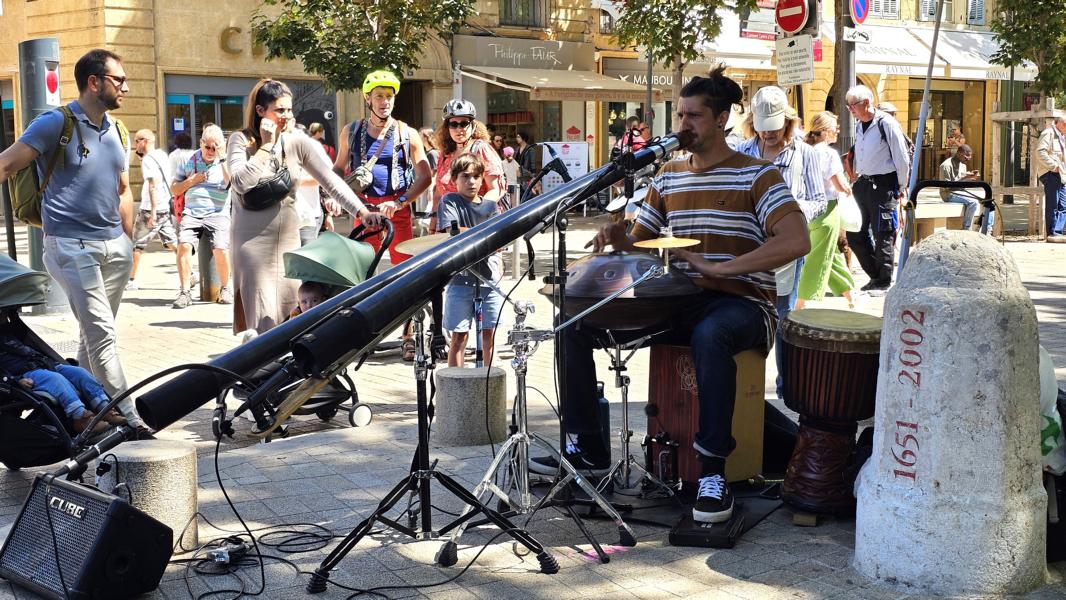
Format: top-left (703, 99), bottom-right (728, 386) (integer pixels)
top-left (779, 308), bottom-right (882, 514)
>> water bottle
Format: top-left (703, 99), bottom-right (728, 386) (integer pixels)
top-left (597, 381), bottom-right (611, 450)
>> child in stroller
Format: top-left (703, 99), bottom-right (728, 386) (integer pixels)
top-left (213, 222), bottom-right (392, 439)
top-left (0, 332), bottom-right (125, 435)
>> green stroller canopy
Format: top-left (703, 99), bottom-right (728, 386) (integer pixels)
top-left (283, 231), bottom-right (376, 288)
top-left (0, 254), bottom-right (50, 309)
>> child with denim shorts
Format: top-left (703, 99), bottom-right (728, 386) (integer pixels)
top-left (0, 331), bottom-right (125, 434)
top-left (436, 154), bottom-right (505, 367)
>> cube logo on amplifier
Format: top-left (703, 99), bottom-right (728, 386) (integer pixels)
top-left (48, 496), bottom-right (86, 519)
top-left (0, 475), bottom-right (173, 600)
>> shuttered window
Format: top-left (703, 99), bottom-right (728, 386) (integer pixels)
top-left (871, 0), bottom-right (900, 18)
top-left (968, 0), bottom-right (985, 25)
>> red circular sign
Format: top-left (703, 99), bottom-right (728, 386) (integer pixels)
top-left (45, 70), bottom-right (59, 94)
top-left (776, 0), bottom-right (809, 35)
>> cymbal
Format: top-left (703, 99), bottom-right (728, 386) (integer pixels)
top-left (394, 233), bottom-right (452, 256)
top-left (633, 236), bottom-right (699, 249)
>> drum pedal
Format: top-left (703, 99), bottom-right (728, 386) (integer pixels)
top-left (669, 511), bottom-right (746, 549)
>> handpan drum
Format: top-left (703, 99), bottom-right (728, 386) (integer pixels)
top-left (779, 308), bottom-right (882, 514)
top-left (539, 251), bottom-right (700, 330)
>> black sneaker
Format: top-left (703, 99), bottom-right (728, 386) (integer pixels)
top-left (693, 474), bottom-right (734, 524)
top-left (859, 279), bottom-right (890, 292)
top-left (529, 442), bottom-right (610, 477)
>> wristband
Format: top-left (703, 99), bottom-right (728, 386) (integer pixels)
top-left (395, 196), bottom-right (408, 208)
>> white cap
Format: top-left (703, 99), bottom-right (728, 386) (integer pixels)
top-left (752, 86), bottom-right (790, 133)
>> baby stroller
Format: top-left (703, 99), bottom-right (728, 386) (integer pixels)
top-left (212, 222), bottom-right (392, 440)
top-left (0, 254), bottom-right (95, 473)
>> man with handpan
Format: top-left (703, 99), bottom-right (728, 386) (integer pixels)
top-left (528, 65), bottom-right (810, 525)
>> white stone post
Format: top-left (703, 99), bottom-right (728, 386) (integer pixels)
top-left (854, 231), bottom-right (1047, 596)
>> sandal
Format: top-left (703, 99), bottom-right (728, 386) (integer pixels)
top-left (401, 337), bottom-right (416, 362)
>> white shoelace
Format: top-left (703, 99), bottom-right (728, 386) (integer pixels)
top-left (697, 474), bottom-right (726, 500)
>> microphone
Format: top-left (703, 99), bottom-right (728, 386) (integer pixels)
top-left (544, 144), bottom-right (572, 183)
top-left (51, 425), bottom-right (137, 479)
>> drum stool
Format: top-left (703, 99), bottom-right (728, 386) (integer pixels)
top-left (646, 346), bottom-right (766, 485)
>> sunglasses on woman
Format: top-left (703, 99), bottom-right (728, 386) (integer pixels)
top-left (447, 120), bottom-right (472, 129)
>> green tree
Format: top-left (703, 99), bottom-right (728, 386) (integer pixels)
top-left (251, 0), bottom-right (475, 92)
top-left (611, 0), bottom-right (758, 127)
top-left (990, 0), bottom-right (1066, 101)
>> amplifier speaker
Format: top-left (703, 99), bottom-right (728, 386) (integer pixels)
top-left (0, 474), bottom-right (173, 599)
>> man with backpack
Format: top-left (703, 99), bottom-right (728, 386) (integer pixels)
top-left (0, 49), bottom-right (151, 435)
top-left (845, 85), bottom-right (911, 294)
top-left (332, 69), bottom-right (433, 266)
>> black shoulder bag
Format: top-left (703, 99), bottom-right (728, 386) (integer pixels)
top-left (241, 135), bottom-right (292, 211)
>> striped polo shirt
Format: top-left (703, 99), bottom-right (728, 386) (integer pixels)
top-left (632, 153), bottom-right (801, 313)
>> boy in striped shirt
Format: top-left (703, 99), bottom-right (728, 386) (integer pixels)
top-left (529, 66), bottom-right (810, 524)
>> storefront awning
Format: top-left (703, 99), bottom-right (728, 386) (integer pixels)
top-left (825, 25), bottom-right (947, 77)
top-left (908, 28), bottom-right (1038, 82)
top-left (461, 65), bottom-right (663, 103)
top-left (697, 10), bottom-right (776, 71)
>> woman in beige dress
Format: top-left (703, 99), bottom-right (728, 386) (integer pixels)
top-left (227, 79), bottom-right (384, 334)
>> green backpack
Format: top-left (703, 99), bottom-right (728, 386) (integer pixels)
top-left (7, 106), bottom-right (129, 227)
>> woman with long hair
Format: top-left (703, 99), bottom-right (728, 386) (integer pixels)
top-left (802, 111), bottom-right (858, 308)
top-left (226, 78), bottom-right (383, 334)
top-left (431, 99), bottom-right (505, 214)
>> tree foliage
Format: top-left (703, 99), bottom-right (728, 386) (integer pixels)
top-left (251, 0), bottom-right (475, 92)
top-left (990, 0), bottom-right (1066, 98)
top-left (611, 0), bottom-right (757, 71)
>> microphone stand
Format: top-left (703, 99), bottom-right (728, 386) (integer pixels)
top-left (307, 296), bottom-right (557, 595)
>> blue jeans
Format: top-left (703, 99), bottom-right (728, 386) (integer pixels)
top-left (24, 364), bottom-right (109, 418)
top-left (1041, 172), bottom-right (1066, 236)
top-left (562, 291), bottom-right (769, 458)
top-left (945, 192), bottom-right (980, 230)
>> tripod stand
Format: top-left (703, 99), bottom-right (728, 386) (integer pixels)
top-left (597, 331), bottom-right (677, 497)
top-left (307, 296), bottom-right (557, 594)
top-left (435, 301), bottom-right (637, 566)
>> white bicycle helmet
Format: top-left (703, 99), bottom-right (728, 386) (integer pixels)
top-left (442, 99), bottom-right (476, 121)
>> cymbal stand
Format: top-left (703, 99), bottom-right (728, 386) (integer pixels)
top-left (435, 267), bottom-right (663, 566)
top-left (597, 330), bottom-right (677, 497)
top-left (307, 296), bottom-right (556, 594)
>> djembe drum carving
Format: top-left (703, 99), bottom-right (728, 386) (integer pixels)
top-left (779, 308), bottom-right (882, 514)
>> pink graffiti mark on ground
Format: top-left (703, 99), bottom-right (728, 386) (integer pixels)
top-left (568, 545), bottom-right (632, 562)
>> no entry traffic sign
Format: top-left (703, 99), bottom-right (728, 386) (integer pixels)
top-left (852, 0), bottom-right (870, 24)
top-left (776, 0), bottom-right (809, 35)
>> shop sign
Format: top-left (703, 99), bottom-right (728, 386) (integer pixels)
top-left (541, 142), bottom-right (588, 193)
top-left (453, 35), bottom-right (594, 71)
top-left (219, 27), bottom-right (265, 57)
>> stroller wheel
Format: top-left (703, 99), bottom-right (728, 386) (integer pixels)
top-left (349, 403), bottom-right (373, 428)
top-left (315, 406), bottom-right (338, 422)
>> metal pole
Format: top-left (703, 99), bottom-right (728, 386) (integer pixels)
top-left (898, 0), bottom-right (945, 275)
top-left (0, 85), bottom-right (16, 260)
top-left (18, 38), bottom-right (69, 315)
top-left (836, 0), bottom-right (857, 152)
top-left (645, 48), bottom-right (654, 132)
top-left (1004, 65), bottom-right (1015, 204)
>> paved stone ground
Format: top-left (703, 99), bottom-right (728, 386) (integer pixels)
top-left (1, 200), bottom-right (1065, 599)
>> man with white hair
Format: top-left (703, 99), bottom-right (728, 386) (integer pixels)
top-left (845, 85), bottom-right (910, 292)
top-left (170, 124), bottom-right (232, 308)
top-left (1036, 115), bottom-right (1066, 242)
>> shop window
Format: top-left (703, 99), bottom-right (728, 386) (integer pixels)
top-left (967, 0), bottom-right (984, 25)
top-left (869, 0), bottom-right (900, 19)
top-left (918, 0), bottom-right (951, 21)
top-left (2, 102), bottom-right (14, 150)
top-left (500, 0), bottom-right (548, 28)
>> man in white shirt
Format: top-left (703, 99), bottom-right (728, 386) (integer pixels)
top-left (1036, 116), bottom-right (1066, 242)
top-left (845, 85), bottom-right (911, 292)
top-left (129, 129), bottom-right (178, 289)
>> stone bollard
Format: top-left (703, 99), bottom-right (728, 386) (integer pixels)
top-left (435, 367), bottom-right (507, 446)
top-left (97, 440), bottom-right (198, 552)
top-left (854, 231), bottom-right (1046, 596)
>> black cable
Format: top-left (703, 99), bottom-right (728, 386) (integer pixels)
top-left (41, 481), bottom-right (72, 600)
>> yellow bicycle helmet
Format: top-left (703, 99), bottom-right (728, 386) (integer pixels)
top-left (362, 70), bottom-right (401, 95)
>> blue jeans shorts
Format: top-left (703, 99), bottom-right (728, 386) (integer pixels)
top-left (443, 278), bottom-right (504, 333)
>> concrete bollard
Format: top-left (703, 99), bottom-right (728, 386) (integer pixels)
top-left (434, 367), bottom-right (507, 446)
top-left (97, 440), bottom-right (198, 552)
top-left (854, 231), bottom-right (1046, 596)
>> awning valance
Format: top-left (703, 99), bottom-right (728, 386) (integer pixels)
top-left (461, 65), bottom-right (663, 103)
top-left (908, 28), bottom-right (1038, 82)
